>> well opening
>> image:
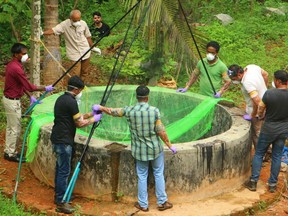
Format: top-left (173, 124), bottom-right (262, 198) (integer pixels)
top-left (28, 85), bottom-right (251, 201)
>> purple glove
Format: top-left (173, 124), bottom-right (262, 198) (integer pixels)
top-left (170, 146), bottom-right (177, 154)
top-left (176, 88), bottom-right (188, 93)
top-left (93, 114), bottom-right (102, 122)
top-left (92, 104), bottom-right (100, 113)
top-left (243, 114), bottom-right (252, 121)
top-left (213, 92), bottom-right (221, 98)
top-left (45, 85), bottom-right (54, 92)
top-left (30, 96), bottom-right (42, 105)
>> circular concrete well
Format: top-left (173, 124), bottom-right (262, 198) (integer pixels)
top-left (28, 85), bottom-right (252, 202)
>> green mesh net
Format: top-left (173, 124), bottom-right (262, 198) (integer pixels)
top-left (26, 85), bottom-right (221, 162)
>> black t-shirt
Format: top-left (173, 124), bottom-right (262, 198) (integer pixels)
top-left (91, 22), bottom-right (110, 40)
top-left (50, 92), bottom-right (79, 145)
top-left (261, 88), bottom-right (288, 134)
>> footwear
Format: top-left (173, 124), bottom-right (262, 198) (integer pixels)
top-left (157, 201), bottom-right (173, 211)
top-left (56, 202), bottom-right (74, 214)
top-left (4, 153), bottom-right (26, 163)
top-left (54, 195), bottom-right (75, 204)
top-left (269, 185), bottom-right (277, 193)
top-left (244, 180), bottom-right (257, 191)
top-left (134, 202), bottom-right (149, 212)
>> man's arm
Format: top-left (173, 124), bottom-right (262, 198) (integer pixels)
top-left (257, 100), bottom-right (266, 119)
top-left (249, 91), bottom-right (262, 117)
top-left (261, 68), bottom-right (269, 87)
top-left (74, 112), bottom-right (100, 128)
top-left (185, 68), bottom-right (200, 89)
top-left (43, 29), bottom-right (55, 35)
top-left (155, 119), bottom-right (175, 151)
top-left (99, 105), bottom-right (124, 117)
top-left (219, 79), bottom-right (231, 95)
top-left (87, 36), bottom-right (94, 47)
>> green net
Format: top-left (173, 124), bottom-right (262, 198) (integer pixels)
top-left (26, 85), bottom-right (221, 162)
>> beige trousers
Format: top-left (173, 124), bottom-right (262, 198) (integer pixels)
top-left (251, 117), bottom-right (263, 149)
top-left (2, 96), bottom-right (22, 156)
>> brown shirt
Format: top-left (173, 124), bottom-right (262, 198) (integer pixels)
top-left (53, 19), bottom-right (91, 61)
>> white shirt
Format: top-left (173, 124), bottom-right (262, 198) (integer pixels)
top-left (241, 64), bottom-right (267, 115)
top-left (53, 19), bottom-right (91, 61)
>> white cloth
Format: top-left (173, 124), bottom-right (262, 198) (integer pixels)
top-left (2, 96), bottom-right (22, 156)
top-left (241, 64), bottom-right (267, 115)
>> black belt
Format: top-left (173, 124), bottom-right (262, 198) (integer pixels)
top-left (4, 95), bottom-right (20, 100)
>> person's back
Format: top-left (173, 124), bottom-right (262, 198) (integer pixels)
top-left (124, 102), bottom-right (163, 161)
top-left (241, 64), bottom-right (267, 99)
top-left (263, 88), bottom-right (288, 122)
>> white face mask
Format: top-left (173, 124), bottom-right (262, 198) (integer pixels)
top-left (271, 81), bottom-right (276, 88)
top-left (75, 91), bottom-right (82, 105)
top-left (232, 80), bottom-right (241, 84)
top-left (206, 53), bottom-right (215, 61)
top-left (75, 91), bottom-right (82, 101)
top-left (21, 54), bottom-right (29, 63)
top-left (72, 21), bottom-right (81, 27)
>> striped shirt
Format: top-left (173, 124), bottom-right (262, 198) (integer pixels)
top-left (110, 102), bottom-right (164, 161)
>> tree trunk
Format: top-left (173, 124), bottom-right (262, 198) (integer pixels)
top-left (31, 0), bottom-right (41, 88)
top-left (43, 0), bottom-right (62, 86)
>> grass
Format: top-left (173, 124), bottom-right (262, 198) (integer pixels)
top-left (0, 193), bottom-right (43, 216)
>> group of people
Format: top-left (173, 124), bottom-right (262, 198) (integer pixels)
top-left (177, 40), bottom-right (288, 195)
top-left (51, 78), bottom-right (176, 214)
top-left (43, 9), bottom-right (110, 85)
top-left (2, 17), bottom-right (288, 214)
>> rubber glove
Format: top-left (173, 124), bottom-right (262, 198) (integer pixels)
top-left (45, 85), bottom-right (54, 92)
top-left (93, 114), bottom-right (102, 122)
top-left (243, 114), bottom-right (252, 121)
top-left (92, 47), bottom-right (101, 55)
top-left (170, 146), bottom-right (177, 154)
top-left (213, 92), bottom-right (221, 98)
top-left (176, 88), bottom-right (187, 93)
top-left (92, 104), bottom-right (101, 114)
top-left (30, 96), bottom-right (42, 106)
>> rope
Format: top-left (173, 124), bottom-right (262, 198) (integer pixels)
top-left (29, 37), bottom-right (71, 77)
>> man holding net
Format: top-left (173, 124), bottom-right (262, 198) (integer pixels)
top-left (50, 75), bottom-right (102, 214)
top-left (92, 85), bottom-right (176, 212)
top-left (176, 41), bottom-right (231, 98)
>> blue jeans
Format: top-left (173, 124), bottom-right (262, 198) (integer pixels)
top-left (53, 144), bottom-right (72, 204)
top-left (251, 132), bottom-right (287, 186)
top-left (136, 152), bottom-right (167, 208)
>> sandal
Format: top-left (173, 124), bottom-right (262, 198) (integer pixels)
top-left (134, 202), bottom-right (149, 212)
top-left (157, 201), bottom-right (173, 211)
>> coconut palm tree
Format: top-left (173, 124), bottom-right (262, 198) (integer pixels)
top-left (121, 0), bottom-right (208, 81)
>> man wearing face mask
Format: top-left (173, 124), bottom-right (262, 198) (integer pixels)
top-left (2, 43), bottom-right (54, 162)
top-left (227, 64), bottom-right (268, 149)
top-left (43, 10), bottom-right (101, 84)
top-left (50, 75), bottom-right (102, 214)
top-left (176, 41), bottom-right (231, 97)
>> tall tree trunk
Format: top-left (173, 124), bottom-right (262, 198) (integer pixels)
top-left (31, 0), bottom-right (41, 88)
top-left (43, 0), bottom-right (62, 86)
